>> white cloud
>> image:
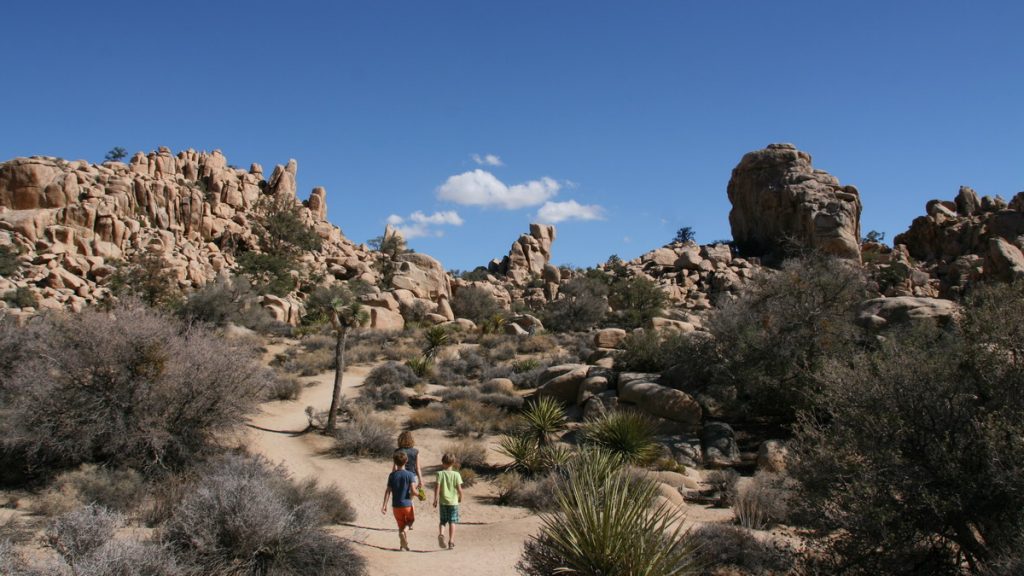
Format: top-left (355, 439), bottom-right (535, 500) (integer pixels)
top-left (471, 153), bottom-right (503, 167)
top-left (536, 200), bottom-right (606, 224)
top-left (437, 169), bottom-right (560, 209)
top-left (386, 210), bottom-right (464, 239)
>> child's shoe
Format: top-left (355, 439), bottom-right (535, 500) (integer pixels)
top-left (438, 534), bottom-right (447, 549)
top-left (448, 540), bottom-right (455, 550)
top-left (399, 532), bottom-right (409, 551)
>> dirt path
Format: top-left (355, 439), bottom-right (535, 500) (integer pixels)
top-left (246, 350), bottom-right (541, 576)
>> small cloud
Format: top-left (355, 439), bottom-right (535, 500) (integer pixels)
top-left (386, 210), bottom-right (463, 239)
top-left (471, 153), bottom-right (503, 167)
top-left (437, 169), bottom-right (560, 210)
top-left (623, 236), bottom-right (632, 243)
top-left (536, 200), bottom-right (606, 224)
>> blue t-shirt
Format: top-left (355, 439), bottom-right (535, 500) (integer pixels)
top-left (388, 469), bottom-right (416, 508)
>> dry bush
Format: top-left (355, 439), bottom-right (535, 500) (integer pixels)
top-left (443, 440), bottom-right (488, 470)
top-left (491, 341), bottom-right (517, 361)
top-left (279, 347), bottom-right (335, 376)
top-left (440, 387), bottom-right (524, 411)
top-left (479, 378), bottom-right (517, 396)
top-left (406, 405), bottom-right (452, 430)
top-left (0, 304), bottom-right (271, 476)
top-left (706, 469), bottom-right (740, 507)
top-left (449, 399), bottom-right (517, 437)
top-left (45, 505), bottom-right (122, 566)
top-left (286, 478), bottom-right (357, 525)
top-left (162, 453), bottom-right (365, 576)
top-left (734, 472), bottom-right (793, 530)
top-left (35, 465), bottom-right (146, 516)
top-left (495, 472), bottom-right (560, 511)
top-left (330, 412), bottom-right (397, 458)
top-left (73, 539), bottom-right (186, 576)
top-left (265, 372), bottom-right (304, 401)
top-left (380, 341), bottom-right (418, 362)
top-left (451, 286), bottom-right (503, 325)
top-left (517, 334), bottom-right (558, 354)
top-left (691, 523), bottom-right (794, 576)
top-left (300, 333), bottom-right (335, 353)
top-left (359, 362), bottom-right (416, 410)
top-left (434, 347), bottom-right (489, 386)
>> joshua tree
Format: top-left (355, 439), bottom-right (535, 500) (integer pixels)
top-left (304, 283), bottom-right (370, 433)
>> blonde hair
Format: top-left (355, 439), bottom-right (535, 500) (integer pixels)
top-left (398, 431), bottom-right (415, 449)
top-left (393, 450), bottom-right (409, 467)
top-left (442, 453), bottom-right (457, 467)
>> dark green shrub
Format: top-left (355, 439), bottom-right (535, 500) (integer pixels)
top-left (580, 410), bottom-right (659, 465)
top-left (608, 276), bottom-right (666, 329)
top-left (2, 287), bottom-right (35, 309)
top-left (618, 329), bottom-right (690, 372)
top-left (107, 251), bottom-right (183, 309)
top-left (451, 285), bottom-right (503, 325)
top-left (360, 362), bottom-right (416, 409)
top-left (0, 244), bottom-right (21, 277)
top-left (542, 277), bottom-right (608, 332)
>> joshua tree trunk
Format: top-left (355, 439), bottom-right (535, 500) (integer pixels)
top-left (325, 327), bottom-right (348, 433)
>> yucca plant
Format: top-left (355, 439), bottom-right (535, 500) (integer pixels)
top-left (518, 447), bottom-right (700, 576)
top-left (581, 410), bottom-right (660, 465)
top-left (422, 325), bottom-right (450, 359)
top-left (498, 432), bottom-right (542, 475)
top-left (521, 396), bottom-right (568, 446)
top-left (405, 355), bottom-right (434, 378)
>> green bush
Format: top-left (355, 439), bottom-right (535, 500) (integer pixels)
top-left (608, 276), bottom-right (666, 329)
top-left (360, 362), bottom-right (416, 409)
top-left (542, 277), bottom-right (608, 332)
top-left (330, 411), bottom-right (397, 458)
top-left (0, 244), bottom-right (21, 277)
top-left (790, 283), bottom-right (1024, 574)
top-left (2, 287), bottom-right (36, 309)
top-left (617, 329), bottom-right (690, 373)
top-left (451, 286), bottom-right (503, 325)
top-left (581, 410), bottom-right (660, 465)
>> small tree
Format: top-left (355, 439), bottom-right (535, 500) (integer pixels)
top-left (303, 283), bottom-right (370, 433)
top-left (239, 194), bottom-right (322, 296)
top-left (542, 276), bottom-right (608, 332)
top-left (107, 251), bottom-right (183, 310)
top-left (368, 233), bottom-right (409, 288)
top-left (104, 147), bottom-right (127, 162)
top-left (673, 226), bottom-right (696, 244)
top-left (608, 276), bottom-right (666, 329)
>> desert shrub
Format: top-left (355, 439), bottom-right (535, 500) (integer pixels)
top-left (617, 329), bottom-right (690, 373)
top-left (422, 324), bottom-right (451, 358)
top-left (498, 433), bottom-right (575, 477)
top-left (734, 472), bottom-right (793, 530)
top-left (451, 285), bottom-right (503, 325)
top-left (458, 468), bottom-right (478, 487)
top-left (517, 334), bottom-right (558, 354)
top-left (508, 364), bottom-right (547, 389)
top-left (433, 347), bottom-right (488, 386)
top-left (0, 304), bottom-right (271, 475)
top-left (495, 471), bottom-right (560, 511)
top-left (72, 539), bottom-right (186, 576)
top-left (0, 244), bottom-right (21, 277)
top-left (449, 399), bottom-right (516, 437)
top-left (404, 355), bottom-right (434, 378)
top-left (265, 372), bottom-right (303, 401)
top-left (330, 411), bottom-right (397, 458)
top-left (443, 440), bottom-right (488, 470)
top-left (690, 523), bottom-right (795, 576)
top-left (439, 387), bottom-right (524, 411)
top-left (107, 252), bottom-right (183, 309)
top-left (542, 277), bottom-right (609, 332)
top-left (286, 478), bottom-right (357, 525)
top-left (607, 276), bottom-right (666, 329)
top-left (517, 448), bottom-right (699, 576)
top-left (46, 505), bottom-right (122, 566)
top-left (36, 465), bottom-right (146, 516)
top-left (480, 378), bottom-right (517, 395)
top-left (279, 347), bottom-right (334, 376)
top-left (3, 286), bottom-right (35, 309)
top-left (178, 276), bottom-right (286, 334)
top-left (162, 454), bottom-right (365, 575)
top-left (517, 396), bottom-right (568, 446)
top-left (677, 254), bottom-right (869, 424)
top-left (491, 341), bottom-right (517, 361)
top-left (705, 469), bottom-right (740, 508)
top-left (791, 303), bottom-right (1024, 575)
top-left (358, 363), bottom-right (412, 410)
top-left (0, 540), bottom-right (37, 576)
top-left (406, 405), bottom-right (452, 430)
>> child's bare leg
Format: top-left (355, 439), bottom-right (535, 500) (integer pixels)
top-left (448, 522), bottom-right (455, 545)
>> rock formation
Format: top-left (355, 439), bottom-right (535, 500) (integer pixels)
top-left (728, 143), bottom-right (862, 261)
top-left (489, 223), bottom-right (557, 285)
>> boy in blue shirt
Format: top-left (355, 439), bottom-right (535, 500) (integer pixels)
top-left (382, 450), bottom-right (417, 551)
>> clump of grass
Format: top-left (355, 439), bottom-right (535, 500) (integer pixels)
top-left (580, 410), bottom-right (660, 465)
top-left (690, 523), bottom-right (795, 575)
top-left (495, 472), bottom-right (561, 511)
top-left (443, 439), bottom-right (489, 470)
top-left (266, 372), bottom-right (304, 401)
top-left (35, 464), bottom-right (146, 516)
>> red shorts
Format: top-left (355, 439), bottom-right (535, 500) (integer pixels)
top-left (392, 506), bottom-right (415, 530)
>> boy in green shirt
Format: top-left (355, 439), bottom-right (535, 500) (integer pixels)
top-left (432, 452), bottom-right (464, 549)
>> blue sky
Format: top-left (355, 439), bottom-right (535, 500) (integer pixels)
top-left (2, 1), bottom-right (1021, 270)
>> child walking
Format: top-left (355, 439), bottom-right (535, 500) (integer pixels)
top-left (382, 450), bottom-right (417, 551)
top-left (432, 452), bottom-right (464, 550)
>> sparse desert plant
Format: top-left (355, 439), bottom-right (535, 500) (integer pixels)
top-left (73, 539), bottom-right (186, 576)
top-left (449, 399), bottom-right (516, 436)
top-left (406, 405), bottom-right (452, 430)
top-left (517, 334), bottom-right (558, 354)
top-left (330, 411), bottom-right (397, 458)
top-left (0, 244), bottom-right (23, 277)
top-left (287, 478), bottom-right (357, 524)
top-left (265, 372), bottom-right (304, 401)
top-left (35, 464), bottom-right (146, 516)
top-left (3, 287), bottom-right (36, 309)
top-left (495, 471), bottom-right (560, 511)
top-left (45, 505), bottom-right (122, 567)
top-left (405, 355), bottom-right (434, 378)
top-left (451, 286), bottom-right (503, 325)
top-left (541, 276), bottom-right (609, 332)
top-left (690, 523), bottom-right (794, 576)
top-left (581, 410), bottom-right (660, 465)
top-left (162, 453), bottom-right (365, 575)
top-left (364, 361), bottom-right (419, 392)
top-left (705, 469), bottom-right (740, 508)
top-left (443, 439), bottom-right (488, 470)
top-left (517, 447), bottom-right (699, 576)
top-left (281, 346), bottom-right (335, 376)
top-left (733, 472), bottom-right (793, 530)
top-left (607, 276), bottom-right (667, 329)
top-left (498, 433), bottom-right (543, 475)
top-left (491, 341), bottom-right (517, 361)
top-left (0, 304), bottom-right (272, 475)
top-left (458, 467), bottom-right (478, 487)
top-left (617, 329), bottom-right (690, 373)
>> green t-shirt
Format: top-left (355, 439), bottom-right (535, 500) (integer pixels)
top-left (436, 469), bottom-right (463, 506)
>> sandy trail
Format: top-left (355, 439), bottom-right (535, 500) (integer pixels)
top-left (247, 348), bottom-right (541, 576)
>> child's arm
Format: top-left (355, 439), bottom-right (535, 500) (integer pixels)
top-left (456, 482), bottom-right (463, 504)
top-left (432, 476), bottom-right (440, 508)
top-left (381, 486), bottom-right (391, 515)
top-left (415, 460), bottom-right (424, 489)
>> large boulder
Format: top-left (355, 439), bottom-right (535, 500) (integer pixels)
top-left (537, 364), bottom-right (591, 405)
top-left (392, 252), bottom-right (452, 300)
top-left (986, 237), bottom-right (1024, 282)
top-left (489, 223), bottom-right (557, 285)
top-left (856, 296), bottom-right (957, 329)
top-left (618, 378), bottom-right (702, 430)
top-left (728, 143), bottom-right (862, 261)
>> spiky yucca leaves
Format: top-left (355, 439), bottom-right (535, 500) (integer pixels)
top-left (518, 447), bottom-right (700, 576)
top-left (498, 433), bottom-right (575, 476)
top-left (521, 396), bottom-right (568, 446)
top-left (581, 410), bottom-right (660, 465)
top-left (422, 325), bottom-right (450, 359)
